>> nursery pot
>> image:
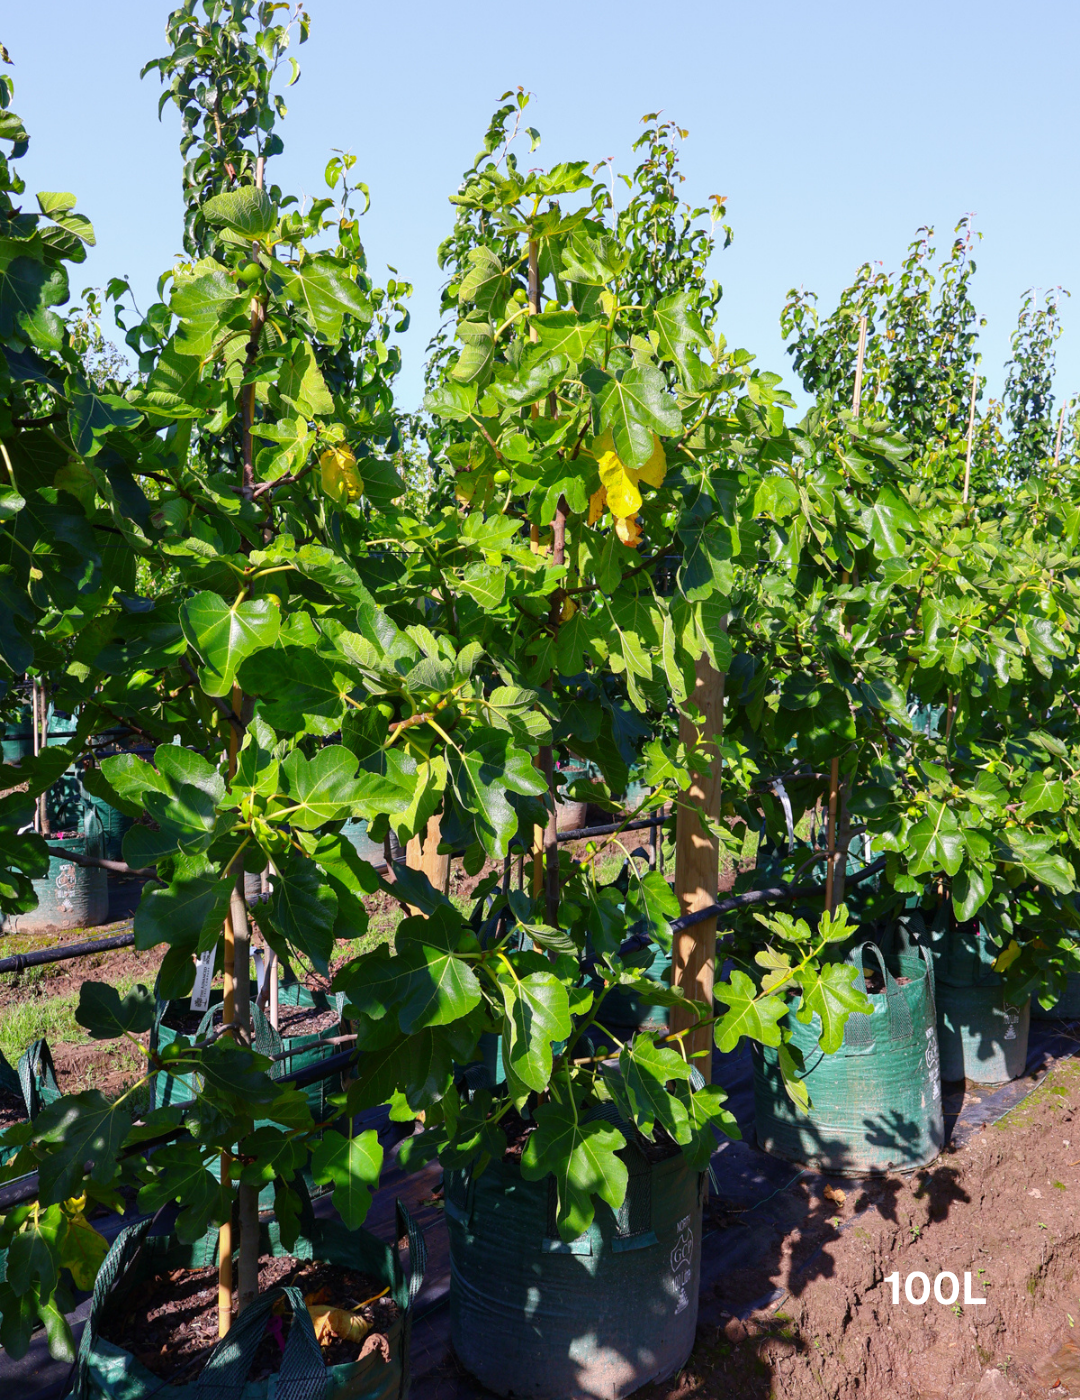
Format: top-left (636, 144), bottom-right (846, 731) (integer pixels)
top-left (920, 926), bottom-right (1030, 1083)
top-left (597, 941), bottom-right (672, 1036)
top-left (1032, 971), bottom-right (1080, 1021)
top-left (935, 983), bottom-right (1030, 1083)
top-left (556, 759), bottom-right (595, 833)
top-left (69, 1205), bottom-right (426, 1400)
top-left (752, 943), bottom-right (944, 1176)
top-left (446, 1140), bottom-right (704, 1400)
top-left (3, 811), bottom-right (108, 933)
top-left (82, 789), bottom-right (134, 864)
top-left (342, 816), bottom-right (387, 867)
top-left (150, 979), bottom-right (345, 1120)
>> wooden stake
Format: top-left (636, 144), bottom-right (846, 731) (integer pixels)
top-left (672, 636), bottom-right (727, 1083)
top-left (962, 373), bottom-right (978, 505)
top-left (217, 682), bottom-right (242, 1337)
top-left (825, 319), bottom-right (869, 915)
top-left (824, 757), bottom-right (840, 914)
top-left (406, 815), bottom-right (451, 904)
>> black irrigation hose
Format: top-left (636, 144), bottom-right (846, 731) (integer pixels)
top-left (0, 930), bottom-right (138, 976)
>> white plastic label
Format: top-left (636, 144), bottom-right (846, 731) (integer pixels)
top-left (190, 950), bottom-right (214, 1012)
top-left (253, 948), bottom-right (266, 997)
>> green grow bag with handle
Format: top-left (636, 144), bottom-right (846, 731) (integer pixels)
top-left (342, 817), bottom-right (386, 867)
top-left (81, 790), bottom-right (133, 865)
top-left (752, 942), bottom-right (944, 1176)
top-left (598, 942), bottom-right (672, 1036)
top-left (5, 810), bottom-right (109, 934)
top-left (1033, 971), bottom-right (1080, 1020)
top-left (446, 1140), bottom-right (705, 1400)
top-left (150, 980), bottom-right (345, 1119)
top-left (918, 926), bottom-right (1030, 1083)
top-left (68, 1202), bottom-right (426, 1400)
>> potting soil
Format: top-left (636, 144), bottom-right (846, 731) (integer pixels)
top-left (103, 1253), bottom-right (400, 1385)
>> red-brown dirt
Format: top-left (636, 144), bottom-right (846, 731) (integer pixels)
top-left (641, 1057), bottom-right (1080, 1400)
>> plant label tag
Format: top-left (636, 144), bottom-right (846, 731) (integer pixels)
top-left (190, 950), bottom-right (214, 1012)
top-left (253, 948), bottom-right (266, 997)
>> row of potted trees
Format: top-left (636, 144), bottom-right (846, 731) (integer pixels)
top-left (1, 4), bottom-right (1079, 1397)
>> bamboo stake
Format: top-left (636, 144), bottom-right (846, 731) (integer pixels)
top-left (962, 373), bottom-right (978, 505)
top-left (524, 234), bottom-right (550, 902)
top-left (222, 152), bottom-right (269, 1318)
top-left (30, 680), bottom-right (41, 835)
top-left (823, 760), bottom-right (840, 914)
top-left (1053, 402), bottom-right (1066, 468)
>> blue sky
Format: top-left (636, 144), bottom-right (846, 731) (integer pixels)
top-left (5, 0), bottom-right (1078, 413)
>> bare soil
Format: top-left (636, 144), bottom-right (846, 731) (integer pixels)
top-left (640, 1058), bottom-right (1080, 1400)
top-left (103, 1252), bottom-right (400, 1386)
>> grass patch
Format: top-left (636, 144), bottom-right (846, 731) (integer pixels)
top-left (0, 972), bottom-right (145, 1063)
top-left (994, 1062), bottom-right (1080, 1133)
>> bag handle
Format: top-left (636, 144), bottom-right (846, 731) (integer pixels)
top-left (196, 1283), bottom-right (324, 1400)
top-left (916, 941), bottom-right (937, 1024)
top-left (18, 1038), bottom-right (60, 1120)
top-left (851, 942), bottom-right (913, 1044)
top-left (70, 1217), bottom-right (154, 1400)
top-left (395, 1197), bottom-right (427, 1307)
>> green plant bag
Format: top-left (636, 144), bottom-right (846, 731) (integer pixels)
top-left (446, 1142), bottom-right (704, 1400)
top-left (81, 790), bottom-right (133, 865)
top-left (6, 811), bottom-right (108, 934)
top-left (68, 1203), bottom-right (426, 1400)
top-left (150, 980), bottom-right (344, 1119)
top-left (752, 943), bottom-right (944, 1175)
top-left (935, 983), bottom-right (1030, 1083)
top-left (914, 926), bottom-right (1030, 1082)
top-left (597, 942), bottom-right (672, 1036)
top-left (341, 817), bottom-right (385, 867)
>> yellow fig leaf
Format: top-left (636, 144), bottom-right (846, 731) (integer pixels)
top-left (319, 444), bottom-right (364, 505)
top-left (598, 450), bottom-right (642, 519)
top-left (587, 486), bottom-right (607, 525)
top-left (615, 514), bottom-right (642, 547)
top-left (638, 434), bottom-right (667, 489)
top-left (586, 428), bottom-right (615, 461)
top-left (308, 1303), bottom-right (373, 1347)
top-left (561, 596), bottom-right (577, 622)
top-left (993, 938), bottom-right (1022, 973)
top-left (61, 1210), bottom-right (110, 1291)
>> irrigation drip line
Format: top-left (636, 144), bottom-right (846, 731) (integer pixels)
top-left (0, 929), bottom-right (138, 975)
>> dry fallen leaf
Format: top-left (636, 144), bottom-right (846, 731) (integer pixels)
top-left (823, 1184), bottom-right (846, 1207)
top-left (308, 1304), bottom-right (373, 1348)
top-left (359, 1332), bottom-right (391, 1363)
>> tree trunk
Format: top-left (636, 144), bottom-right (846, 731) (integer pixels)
top-left (672, 647), bottom-right (726, 1082)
